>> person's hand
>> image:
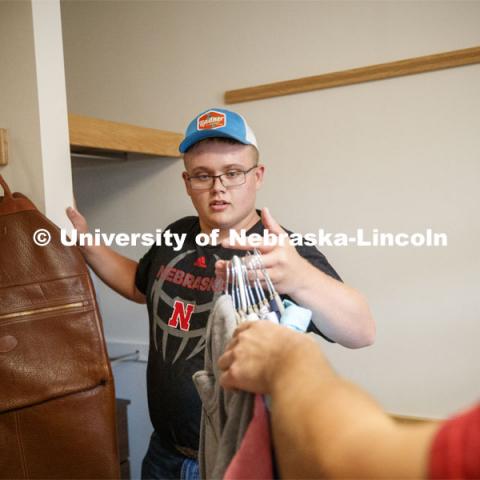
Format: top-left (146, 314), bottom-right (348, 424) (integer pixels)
top-left (215, 207), bottom-right (314, 296)
top-left (66, 206), bottom-right (89, 235)
top-left (218, 321), bottom-right (316, 394)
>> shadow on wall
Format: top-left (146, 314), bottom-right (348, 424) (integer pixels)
top-left (71, 156), bottom-right (180, 215)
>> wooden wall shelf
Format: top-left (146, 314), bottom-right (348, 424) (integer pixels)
top-left (225, 46), bottom-right (480, 104)
top-left (69, 114), bottom-right (183, 158)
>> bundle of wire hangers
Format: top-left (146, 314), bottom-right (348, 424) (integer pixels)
top-left (225, 249), bottom-right (285, 324)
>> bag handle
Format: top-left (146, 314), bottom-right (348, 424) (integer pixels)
top-left (0, 175), bottom-right (13, 198)
top-left (0, 175), bottom-right (37, 214)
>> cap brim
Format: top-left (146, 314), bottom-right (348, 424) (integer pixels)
top-left (179, 130), bottom-right (252, 154)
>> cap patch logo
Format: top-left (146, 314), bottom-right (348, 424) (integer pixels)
top-left (197, 111), bottom-right (226, 131)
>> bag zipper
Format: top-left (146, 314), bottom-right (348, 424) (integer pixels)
top-left (0, 301), bottom-right (88, 321)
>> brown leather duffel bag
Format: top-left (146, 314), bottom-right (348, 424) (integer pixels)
top-left (0, 175), bottom-right (120, 479)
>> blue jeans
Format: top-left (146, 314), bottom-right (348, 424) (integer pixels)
top-left (141, 432), bottom-right (199, 480)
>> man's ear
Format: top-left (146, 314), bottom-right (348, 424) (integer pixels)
top-left (255, 164), bottom-right (265, 190)
top-left (182, 171), bottom-right (192, 197)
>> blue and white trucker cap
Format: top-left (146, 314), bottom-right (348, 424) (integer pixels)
top-left (179, 108), bottom-right (258, 153)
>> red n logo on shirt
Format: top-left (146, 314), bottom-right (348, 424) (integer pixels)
top-left (167, 300), bottom-right (195, 331)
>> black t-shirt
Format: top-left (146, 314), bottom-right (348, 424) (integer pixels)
top-left (135, 216), bottom-right (341, 451)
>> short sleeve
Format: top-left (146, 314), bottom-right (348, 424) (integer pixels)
top-left (429, 403), bottom-right (480, 479)
top-left (296, 244), bottom-right (342, 282)
top-left (135, 245), bottom-right (158, 295)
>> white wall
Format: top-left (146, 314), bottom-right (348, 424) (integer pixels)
top-left (0, 0), bottom-right (45, 208)
top-left (0, 0), bottom-right (72, 228)
top-left (61, 0), bottom-right (480, 431)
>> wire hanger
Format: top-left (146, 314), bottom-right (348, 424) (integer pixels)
top-left (225, 250), bottom-right (284, 324)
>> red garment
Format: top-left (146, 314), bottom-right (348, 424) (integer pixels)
top-left (429, 403), bottom-right (480, 479)
top-left (224, 394), bottom-right (273, 480)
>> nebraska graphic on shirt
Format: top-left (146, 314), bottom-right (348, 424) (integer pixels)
top-left (149, 249), bottom-right (223, 364)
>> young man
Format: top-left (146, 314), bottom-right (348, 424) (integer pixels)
top-left (218, 320), bottom-right (480, 479)
top-left (67, 108), bottom-right (374, 479)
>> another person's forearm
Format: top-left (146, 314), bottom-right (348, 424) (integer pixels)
top-left (80, 245), bottom-right (145, 303)
top-left (290, 261), bottom-right (375, 348)
top-left (269, 339), bottom-right (438, 479)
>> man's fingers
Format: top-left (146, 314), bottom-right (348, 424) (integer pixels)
top-left (248, 250), bottom-right (277, 270)
top-left (219, 370), bottom-right (239, 391)
top-left (65, 206), bottom-right (90, 236)
top-left (218, 349), bottom-right (235, 371)
top-left (66, 206), bottom-right (83, 224)
top-left (261, 207), bottom-right (285, 235)
top-left (223, 335), bottom-right (240, 354)
top-left (216, 259), bottom-right (227, 269)
top-left (65, 206), bottom-right (76, 219)
top-left (66, 206), bottom-right (80, 226)
top-left (232, 321), bottom-right (253, 338)
top-left (215, 260), bottom-right (227, 280)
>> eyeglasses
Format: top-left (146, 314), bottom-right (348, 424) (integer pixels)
top-left (186, 165), bottom-right (257, 190)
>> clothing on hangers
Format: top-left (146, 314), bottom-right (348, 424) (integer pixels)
top-left (192, 295), bottom-right (266, 479)
top-left (193, 250), bottom-right (317, 479)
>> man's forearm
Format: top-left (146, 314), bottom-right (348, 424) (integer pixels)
top-left (291, 261), bottom-right (375, 348)
top-left (81, 245), bottom-right (145, 303)
top-left (269, 339), bottom-right (438, 479)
